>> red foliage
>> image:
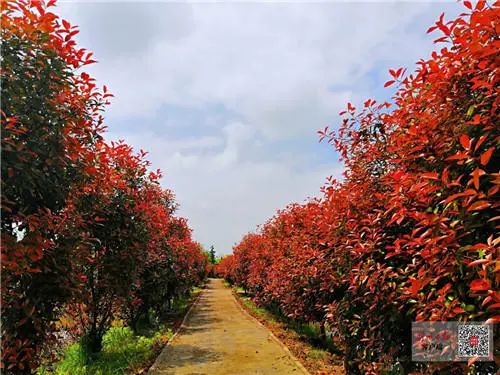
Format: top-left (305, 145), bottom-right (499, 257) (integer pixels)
top-left (1, 0), bottom-right (108, 370)
top-left (1, 1), bottom-right (207, 372)
top-left (227, 2), bottom-right (499, 372)
top-left (215, 255), bottom-right (236, 282)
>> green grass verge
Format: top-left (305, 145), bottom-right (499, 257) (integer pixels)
top-left (307, 348), bottom-right (329, 360)
top-left (38, 287), bottom-right (202, 374)
top-left (239, 296), bottom-right (278, 325)
top-left (37, 325), bottom-right (172, 375)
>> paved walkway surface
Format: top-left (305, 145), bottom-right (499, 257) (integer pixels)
top-left (148, 278), bottom-right (307, 375)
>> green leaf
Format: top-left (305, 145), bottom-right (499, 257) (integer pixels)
top-left (466, 105), bottom-right (475, 117)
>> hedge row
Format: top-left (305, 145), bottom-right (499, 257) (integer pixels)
top-left (218, 3), bottom-right (499, 373)
top-left (1, 1), bottom-right (207, 373)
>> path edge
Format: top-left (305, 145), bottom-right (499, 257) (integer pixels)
top-left (147, 283), bottom-right (206, 374)
top-left (230, 287), bottom-right (311, 375)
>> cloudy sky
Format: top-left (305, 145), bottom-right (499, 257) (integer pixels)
top-left (57, 0), bottom-right (461, 256)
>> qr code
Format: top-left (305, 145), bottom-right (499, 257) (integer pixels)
top-left (457, 324), bottom-right (491, 358)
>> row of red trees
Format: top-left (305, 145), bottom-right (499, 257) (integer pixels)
top-left (218, 2), bottom-right (498, 373)
top-left (1, 1), bottom-right (207, 373)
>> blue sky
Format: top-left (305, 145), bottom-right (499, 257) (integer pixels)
top-left (57, 1), bottom-right (462, 255)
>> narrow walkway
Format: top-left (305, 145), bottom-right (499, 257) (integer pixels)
top-left (148, 279), bottom-right (307, 374)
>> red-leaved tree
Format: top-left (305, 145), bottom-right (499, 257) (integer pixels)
top-left (1, 1), bottom-right (207, 372)
top-left (1, 1), bottom-right (107, 371)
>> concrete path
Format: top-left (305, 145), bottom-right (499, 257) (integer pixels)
top-left (148, 279), bottom-right (307, 375)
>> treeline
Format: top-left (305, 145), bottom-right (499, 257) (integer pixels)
top-left (1, 1), bottom-right (207, 373)
top-left (218, 2), bottom-right (499, 373)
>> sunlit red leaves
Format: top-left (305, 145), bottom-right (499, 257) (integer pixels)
top-left (470, 279), bottom-right (492, 292)
top-left (2, 0), bottom-right (207, 372)
top-left (480, 147), bottom-right (494, 165)
top-left (384, 80), bottom-right (396, 87)
top-left (467, 200), bottom-right (491, 211)
top-left (2, 4), bottom-right (109, 369)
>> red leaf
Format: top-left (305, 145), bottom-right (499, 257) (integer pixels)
top-left (465, 244), bottom-right (488, 252)
top-left (480, 147), bottom-right (494, 166)
top-left (474, 135), bottom-right (487, 152)
top-left (471, 168), bottom-right (484, 189)
top-left (467, 200), bottom-right (491, 212)
top-left (470, 279), bottom-right (491, 292)
top-left (459, 134), bottom-right (471, 150)
top-left (442, 189), bottom-right (477, 204)
top-left (485, 316), bottom-right (500, 324)
top-left (384, 80), bottom-right (396, 87)
top-left (468, 357), bottom-right (480, 367)
top-left (476, 0), bottom-right (486, 10)
top-left (408, 279), bottom-right (422, 297)
top-left (421, 172), bottom-right (439, 180)
top-left (467, 258), bottom-right (490, 267)
top-left (427, 25), bottom-right (438, 34)
top-left (446, 152), bottom-right (468, 161)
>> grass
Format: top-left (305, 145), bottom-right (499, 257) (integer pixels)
top-left (307, 348), bottom-right (329, 360)
top-left (38, 325), bottom-right (172, 375)
top-left (290, 320), bottom-right (339, 352)
top-left (38, 287), bottom-right (202, 375)
top-left (172, 291), bottom-right (197, 313)
top-left (233, 286), bottom-right (245, 295)
top-left (240, 296), bottom-right (278, 325)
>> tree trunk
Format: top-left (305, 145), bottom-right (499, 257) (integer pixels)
top-left (83, 328), bottom-right (103, 357)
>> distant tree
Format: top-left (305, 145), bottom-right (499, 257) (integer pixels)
top-left (209, 245), bottom-right (216, 265)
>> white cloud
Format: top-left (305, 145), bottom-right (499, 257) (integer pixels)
top-left (57, 0), bottom-right (462, 254)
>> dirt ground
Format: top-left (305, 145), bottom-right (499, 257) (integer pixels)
top-left (148, 279), bottom-right (308, 375)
